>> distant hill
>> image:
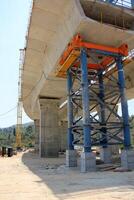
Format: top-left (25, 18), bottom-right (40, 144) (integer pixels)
top-left (0, 122), bottom-right (35, 148)
top-left (0, 121), bottom-right (34, 130)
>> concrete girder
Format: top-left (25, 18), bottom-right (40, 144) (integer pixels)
top-left (22, 0), bottom-right (134, 120)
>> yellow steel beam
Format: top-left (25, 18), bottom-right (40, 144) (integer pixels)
top-left (56, 49), bottom-right (80, 78)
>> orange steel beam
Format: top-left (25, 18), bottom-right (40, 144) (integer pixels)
top-left (73, 56), bottom-right (115, 70)
top-left (59, 34), bottom-right (128, 66)
top-left (56, 57), bottom-right (131, 78)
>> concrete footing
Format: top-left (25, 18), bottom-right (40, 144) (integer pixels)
top-left (100, 147), bottom-right (112, 164)
top-left (110, 145), bottom-right (120, 156)
top-left (121, 149), bottom-right (134, 170)
top-left (80, 152), bottom-right (96, 172)
top-left (66, 149), bottom-right (77, 167)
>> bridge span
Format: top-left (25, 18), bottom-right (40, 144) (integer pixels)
top-left (22, 0), bottom-right (134, 171)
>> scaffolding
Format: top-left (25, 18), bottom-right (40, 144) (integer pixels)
top-left (56, 34), bottom-right (132, 154)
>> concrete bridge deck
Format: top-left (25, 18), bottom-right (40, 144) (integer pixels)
top-left (22, 0), bottom-right (134, 162)
top-left (22, 0), bottom-right (134, 120)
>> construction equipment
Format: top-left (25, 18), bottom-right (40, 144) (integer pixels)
top-left (57, 34), bottom-right (132, 152)
top-left (15, 49), bottom-right (24, 150)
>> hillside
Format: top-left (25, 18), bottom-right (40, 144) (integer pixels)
top-left (0, 122), bottom-right (35, 148)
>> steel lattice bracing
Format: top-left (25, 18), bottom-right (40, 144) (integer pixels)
top-left (57, 35), bottom-right (132, 152)
top-left (67, 56), bottom-right (128, 149)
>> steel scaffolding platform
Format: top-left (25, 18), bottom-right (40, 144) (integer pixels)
top-left (57, 34), bottom-right (134, 171)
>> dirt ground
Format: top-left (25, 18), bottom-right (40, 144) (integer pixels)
top-left (0, 150), bottom-right (134, 200)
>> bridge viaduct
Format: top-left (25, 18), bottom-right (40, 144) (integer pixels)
top-left (22, 0), bottom-right (134, 171)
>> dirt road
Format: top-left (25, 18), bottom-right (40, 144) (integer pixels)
top-left (0, 150), bottom-right (134, 200)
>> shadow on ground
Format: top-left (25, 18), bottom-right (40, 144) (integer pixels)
top-left (22, 150), bottom-right (134, 198)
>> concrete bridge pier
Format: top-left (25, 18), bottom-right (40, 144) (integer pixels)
top-left (34, 119), bottom-right (40, 153)
top-left (39, 98), bottom-right (60, 158)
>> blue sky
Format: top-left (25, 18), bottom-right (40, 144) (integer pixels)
top-left (0, 0), bottom-right (32, 127)
top-left (0, 0), bottom-right (134, 128)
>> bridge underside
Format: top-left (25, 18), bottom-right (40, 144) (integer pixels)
top-left (22, 0), bottom-right (134, 120)
top-left (22, 0), bottom-right (134, 171)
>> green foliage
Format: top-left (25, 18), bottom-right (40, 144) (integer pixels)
top-left (21, 125), bottom-right (35, 147)
top-left (0, 123), bottom-right (35, 148)
top-left (0, 129), bottom-right (15, 147)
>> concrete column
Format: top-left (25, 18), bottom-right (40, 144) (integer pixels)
top-left (39, 98), bottom-right (60, 158)
top-left (81, 152), bottom-right (96, 172)
top-left (66, 149), bottom-right (77, 167)
top-left (100, 147), bottom-right (112, 164)
top-left (34, 119), bottom-right (40, 153)
top-left (59, 121), bottom-right (67, 152)
top-left (121, 149), bottom-right (134, 170)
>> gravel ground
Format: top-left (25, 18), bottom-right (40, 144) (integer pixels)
top-left (0, 150), bottom-right (134, 200)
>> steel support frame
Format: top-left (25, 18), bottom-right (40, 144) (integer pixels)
top-left (66, 47), bottom-right (131, 153)
top-left (116, 57), bottom-right (131, 148)
top-left (98, 70), bottom-right (107, 148)
top-left (67, 70), bottom-right (74, 150)
top-left (80, 49), bottom-right (91, 152)
top-left (104, 0), bottom-right (134, 9)
top-left (131, 0), bottom-right (134, 8)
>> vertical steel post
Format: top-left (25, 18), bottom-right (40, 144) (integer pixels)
top-left (80, 48), bottom-right (91, 152)
top-left (131, 0), bottom-right (134, 8)
top-left (98, 70), bottom-right (107, 147)
top-left (67, 69), bottom-right (74, 150)
top-left (116, 56), bottom-right (131, 148)
top-left (107, 0), bottom-right (115, 3)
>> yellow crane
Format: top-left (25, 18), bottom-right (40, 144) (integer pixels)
top-left (16, 49), bottom-right (24, 150)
